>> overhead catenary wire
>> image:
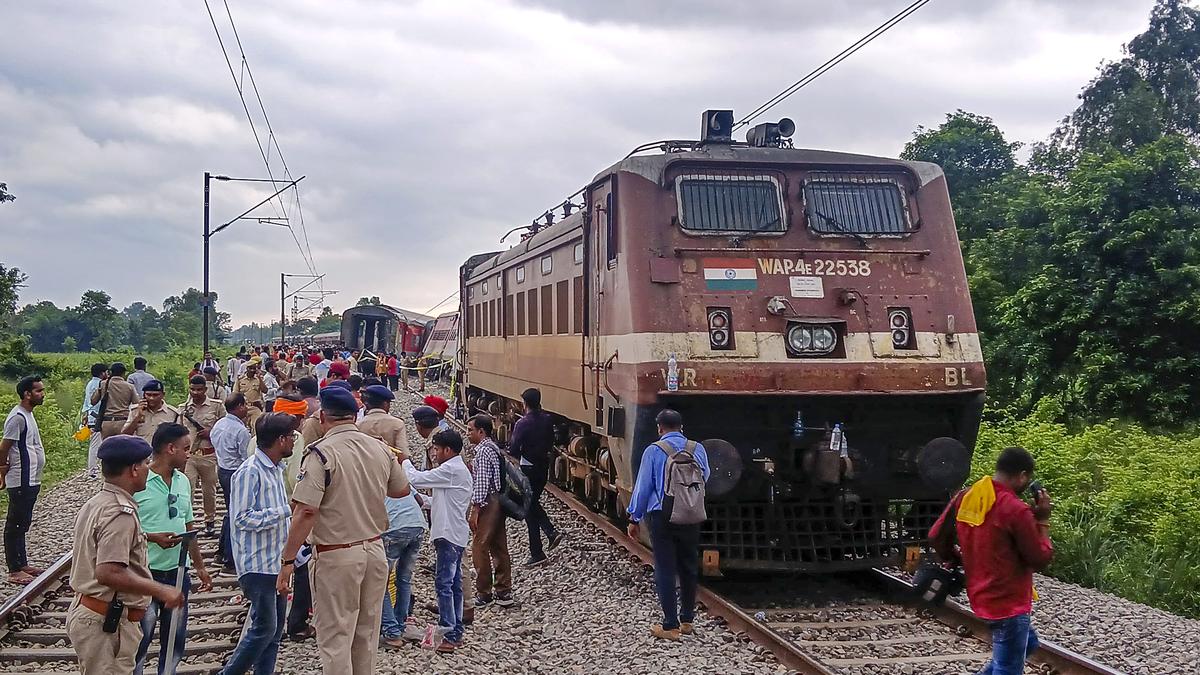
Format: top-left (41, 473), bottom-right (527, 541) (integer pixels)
top-left (735, 0), bottom-right (933, 130)
top-left (202, 0), bottom-right (319, 278)
top-left (424, 289), bottom-right (460, 316)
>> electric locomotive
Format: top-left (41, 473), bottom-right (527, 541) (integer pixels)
top-left (458, 110), bottom-right (984, 573)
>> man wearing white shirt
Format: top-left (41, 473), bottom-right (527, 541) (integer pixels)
top-left (80, 363), bottom-right (108, 479)
top-left (399, 429), bottom-right (471, 653)
top-left (210, 395), bottom-right (251, 574)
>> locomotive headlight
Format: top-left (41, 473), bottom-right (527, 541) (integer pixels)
top-left (787, 324), bottom-right (812, 352)
top-left (707, 307), bottom-right (734, 350)
top-left (811, 326), bottom-right (836, 351)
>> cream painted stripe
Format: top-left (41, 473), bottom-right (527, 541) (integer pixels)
top-left (599, 331), bottom-right (983, 365)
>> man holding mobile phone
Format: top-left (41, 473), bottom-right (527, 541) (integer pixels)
top-left (929, 446), bottom-right (1053, 675)
top-left (132, 424), bottom-right (213, 675)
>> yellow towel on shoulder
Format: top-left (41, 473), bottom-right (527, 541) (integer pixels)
top-left (956, 476), bottom-right (996, 527)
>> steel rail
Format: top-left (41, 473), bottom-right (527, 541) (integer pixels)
top-left (0, 552), bottom-right (72, 632)
top-left (870, 568), bottom-right (1126, 675)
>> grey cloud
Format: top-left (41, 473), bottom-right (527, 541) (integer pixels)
top-left (0, 0), bottom-right (1158, 325)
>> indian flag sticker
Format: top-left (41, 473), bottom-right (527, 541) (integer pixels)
top-left (703, 258), bottom-right (757, 291)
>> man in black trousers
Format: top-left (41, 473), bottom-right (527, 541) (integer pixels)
top-left (505, 388), bottom-right (564, 567)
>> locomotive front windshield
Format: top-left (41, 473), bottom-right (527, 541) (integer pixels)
top-left (804, 176), bottom-right (910, 235)
top-left (677, 175), bottom-right (785, 234)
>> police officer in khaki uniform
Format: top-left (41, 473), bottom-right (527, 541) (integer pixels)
top-left (234, 358), bottom-right (267, 435)
top-left (69, 435), bottom-right (182, 675)
top-left (277, 387), bottom-right (409, 675)
top-left (181, 375), bottom-right (225, 536)
top-left (119, 379), bottom-right (180, 443)
top-left (91, 362), bottom-right (137, 439)
top-left (288, 356), bottom-right (314, 386)
top-left (202, 366), bottom-right (227, 401)
top-left (355, 385), bottom-right (408, 453)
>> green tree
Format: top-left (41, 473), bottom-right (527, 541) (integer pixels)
top-left (1050, 0), bottom-right (1200, 156)
top-left (0, 263), bottom-right (27, 317)
top-left (17, 301), bottom-right (71, 351)
top-left (62, 336), bottom-right (77, 352)
top-left (355, 296), bottom-right (381, 307)
top-left (990, 136), bottom-right (1200, 424)
top-left (313, 306), bottom-right (341, 333)
top-left (162, 288), bottom-right (231, 346)
top-left (73, 290), bottom-right (125, 351)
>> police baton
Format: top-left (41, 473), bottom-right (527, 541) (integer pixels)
top-left (164, 530), bottom-right (199, 671)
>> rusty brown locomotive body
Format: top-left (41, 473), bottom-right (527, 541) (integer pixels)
top-left (459, 112), bottom-right (984, 573)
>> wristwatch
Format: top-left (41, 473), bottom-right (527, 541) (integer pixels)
top-left (281, 558), bottom-right (295, 566)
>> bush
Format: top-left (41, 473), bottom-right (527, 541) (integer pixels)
top-left (973, 411), bottom-right (1200, 618)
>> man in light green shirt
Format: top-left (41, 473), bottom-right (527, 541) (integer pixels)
top-left (133, 424), bottom-right (212, 675)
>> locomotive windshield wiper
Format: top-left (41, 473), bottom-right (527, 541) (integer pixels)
top-left (728, 214), bottom-right (783, 247)
top-left (812, 208), bottom-right (870, 248)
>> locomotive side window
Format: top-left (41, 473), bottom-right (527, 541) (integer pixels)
top-left (572, 275), bottom-right (584, 334)
top-left (556, 280), bottom-right (569, 334)
top-left (540, 285), bottom-right (553, 335)
top-left (505, 294), bottom-right (514, 337)
top-left (573, 242), bottom-right (583, 264)
top-left (516, 293), bottom-right (526, 335)
top-left (604, 192), bottom-right (617, 266)
top-left (516, 265), bottom-right (525, 284)
top-left (541, 255), bottom-right (553, 275)
top-left (528, 289), bottom-right (539, 335)
top-left (676, 174), bottom-right (784, 234)
top-left (803, 174), bottom-right (911, 236)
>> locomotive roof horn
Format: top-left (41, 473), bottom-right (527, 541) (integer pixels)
top-left (746, 118), bottom-right (795, 148)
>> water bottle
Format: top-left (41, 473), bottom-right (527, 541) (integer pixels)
top-left (793, 410), bottom-right (805, 439)
top-left (830, 423), bottom-right (843, 454)
top-left (666, 352), bottom-right (679, 392)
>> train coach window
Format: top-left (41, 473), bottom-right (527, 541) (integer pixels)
top-left (574, 242), bottom-right (584, 264)
top-left (676, 174), bottom-right (784, 234)
top-left (516, 265), bottom-right (525, 284)
top-left (541, 255), bottom-right (553, 276)
top-left (804, 175), bottom-right (911, 236)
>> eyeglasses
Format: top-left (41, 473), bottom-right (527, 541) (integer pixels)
top-left (167, 492), bottom-right (179, 520)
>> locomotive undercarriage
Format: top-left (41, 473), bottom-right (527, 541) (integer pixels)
top-left (467, 386), bottom-right (983, 573)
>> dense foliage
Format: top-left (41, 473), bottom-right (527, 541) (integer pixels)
top-left (974, 406), bottom-right (1200, 618)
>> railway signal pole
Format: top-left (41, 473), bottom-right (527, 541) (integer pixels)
top-left (202, 172), bottom-right (304, 353)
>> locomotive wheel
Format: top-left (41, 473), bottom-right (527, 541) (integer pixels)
top-left (583, 470), bottom-right (603, 510)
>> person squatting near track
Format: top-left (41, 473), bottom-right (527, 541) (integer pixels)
top-left (2, 376), bottom-right (47, 585)
top-left (133, 423), bottom-right (213, 675)
top-left (277, 386), bottom-right (411, 674)
top-left (930, 446), bottom-right (1055, 675)
top-left (69, 435), bottom-right (183, 675)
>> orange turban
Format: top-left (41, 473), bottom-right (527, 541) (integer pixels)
top-left (274, 398), bottom-right (308, 416)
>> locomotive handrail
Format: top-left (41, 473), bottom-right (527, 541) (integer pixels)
top-left (671, 246), bottom-right (931, 256)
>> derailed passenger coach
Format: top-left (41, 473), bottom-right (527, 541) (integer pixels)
top-left (458, 110), bottom-right (984, 573)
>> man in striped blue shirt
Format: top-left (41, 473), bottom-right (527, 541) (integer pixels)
top-left (220, 413), bottom-right (295, 675)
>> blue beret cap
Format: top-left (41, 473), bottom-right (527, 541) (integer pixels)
top-left (202, 366), bottom-right (219, 375)
top-left (412, 405), bottom-right (440, 426)
top-left (325, 380), bottom-right (351, 391)
top-left (319, 386), bottom-right (358, 415)
top-left (142, 379), bottom-right (164, 392)
top-left (363, 385), bottom-right (394, 401)
top-left (97, 434), bottom-right (153, 465)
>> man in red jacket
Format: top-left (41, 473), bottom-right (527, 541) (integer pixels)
top-left (929, 446), bottom-right (1053, 675)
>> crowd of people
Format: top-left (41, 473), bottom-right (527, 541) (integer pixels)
top-left (1, 340), bottom-right (1057, 675)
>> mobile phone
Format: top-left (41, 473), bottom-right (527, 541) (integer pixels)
top-left (1029, 480), bottom-right (1045, 499)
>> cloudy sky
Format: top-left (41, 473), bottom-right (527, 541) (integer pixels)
top-left (0, 0), bottom-right (1158, 327)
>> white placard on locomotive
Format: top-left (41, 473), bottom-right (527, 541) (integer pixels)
top-left (789, 275), bottom-right (824, 298)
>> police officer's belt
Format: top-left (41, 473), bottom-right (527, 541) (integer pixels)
top-left (78, 594), bottom-right (146, 621)
top-left (101, 415), bottom-right (128, 422)
top-left (314, 535), bottom-right (381, 554)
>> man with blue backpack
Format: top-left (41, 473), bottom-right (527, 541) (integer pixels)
top-left (626, 409), bottom-right (710, 641)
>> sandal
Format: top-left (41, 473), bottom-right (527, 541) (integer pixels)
top-left (8, 571), bottom-right (35, 585)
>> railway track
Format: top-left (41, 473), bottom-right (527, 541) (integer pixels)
top-left (0, 494), bottom-right (244, 674)
top-left (539, 473), bottom-right (1127, 675)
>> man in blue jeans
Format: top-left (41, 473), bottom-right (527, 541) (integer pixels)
top-left (626, 409), bottom-right (710, 641)
top-left (134, 423), bottom-right (213, 674)
top-left (210, 395), bottom-right (250, 574)
top-left (930, 446), bottom-right (1054, 675)
top-left (400, 429), bottom-right (472, 653)
top-left (220, 414), bottom-right (295, 675)
top-left (379, 480), bottom-right (427, 645)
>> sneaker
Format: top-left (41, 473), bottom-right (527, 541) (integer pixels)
top-left (474, 595), bottom-right (494, 608)
top-left (494, 592), bottom-right (515, 607)
top-left (381, 635), bottom-right (406, 649)
top-left (435, 639), bottom-right (457, 653)
top-left (680, 622), bottom-right (694, 635)
top-left (651, 624), bottom-right (681, 641)
top-left (547, 532), bottom-right (566, 551)
top-left (524, 555), bottom-right (549, 568)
